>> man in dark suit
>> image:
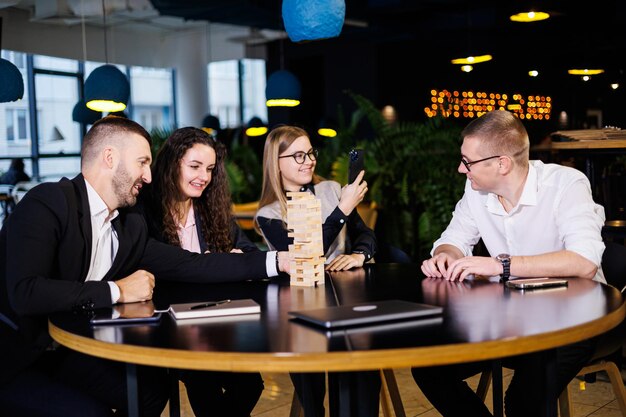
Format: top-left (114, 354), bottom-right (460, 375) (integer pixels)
top-left (0, 116), bottom-right (289, 416)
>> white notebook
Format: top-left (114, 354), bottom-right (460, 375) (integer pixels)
top-left (168, 299), bottom-right (261, 320)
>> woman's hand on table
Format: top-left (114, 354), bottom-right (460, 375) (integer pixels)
top-left (325, 253), bottom-right (365, 271)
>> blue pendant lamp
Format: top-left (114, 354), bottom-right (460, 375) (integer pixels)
top-left (317, 117), bottom-right (338, 138)
top-left (0, 57), bottom-right (24, 102)
top-left (245, 116), bottom-right (268, 137)
top-left (265, 70), bottom-right (301, 107)
top-left (282, 0), bottom-right (345, 42)
top-left (72, 100), bottom-right (102, 125)
top-left (84, 64), bottom-right (130, 113)
top-left (84, 0), bottom-right (130, 112)
top-left (201, 114), bottom-right (221, 138)
top-left (0, 18), bottom-right (24, 102)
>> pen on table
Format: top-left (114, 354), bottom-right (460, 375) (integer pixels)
top-left (189, 299), bottom-right (231, 310)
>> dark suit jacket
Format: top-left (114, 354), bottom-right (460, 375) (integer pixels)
top-left (137, 188), bottom-right (259, 254)
top-left (0, 174), bottom-right (269, 384)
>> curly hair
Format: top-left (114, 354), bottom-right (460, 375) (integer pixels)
top-left (151, 127), bottom-right (233, 252)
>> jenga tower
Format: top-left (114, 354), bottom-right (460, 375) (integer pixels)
top-left (286, 191), bottom-right (325, 286)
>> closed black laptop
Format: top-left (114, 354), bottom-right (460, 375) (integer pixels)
top-left (288, 299), bottom-right (443, 329)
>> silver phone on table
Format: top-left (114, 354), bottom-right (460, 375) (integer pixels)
top-left (505, 278), bottom-right (568, 290)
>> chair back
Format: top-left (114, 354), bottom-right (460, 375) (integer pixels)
top-left (232, 201), bottom-right (259, 230)
top-left (0, 184), bottom-right (14, 195)
top-left (11, 181), bottom-right (39, 205)
top-left (356, 201), bottom-right (378, 230)
top-left (602, 241), bottom-right (626, 293)
top-left (590, 241), bottom-right (626, 360)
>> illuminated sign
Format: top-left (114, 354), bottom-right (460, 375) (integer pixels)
top-left (425, 89), bottom-right (552, 120)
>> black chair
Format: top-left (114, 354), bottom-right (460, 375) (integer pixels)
top-left (558, 241), bottom-right (626, 417)
top-left (476, 241), bottom-right (626, 416)
top-left (375, 244), bottom-right (412, 264)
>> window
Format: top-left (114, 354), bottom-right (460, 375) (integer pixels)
top-left (208, 59), bottom-right (267, 128)
top-left (5, 109), bottom-right (29, 142)
top-left (0, 51), bottom-right (177, 180)
top-left (130, 66), bottom-right (175, 131)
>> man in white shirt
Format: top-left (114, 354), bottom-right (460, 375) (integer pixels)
top-left (0, 116), bottom-right (290, 416)
top-left (413, 110), bottom-right (606, 417)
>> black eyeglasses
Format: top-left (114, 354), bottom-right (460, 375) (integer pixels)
top-left (279, 148), bottom-right (318, 164)
top-left (461, 155), bottom-right (501, 171)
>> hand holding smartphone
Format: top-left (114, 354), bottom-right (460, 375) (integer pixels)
top-left (348, 149), bottom-right (365, 184)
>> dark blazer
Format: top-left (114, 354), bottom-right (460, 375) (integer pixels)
top-left (138, 188), bottom-right (259, 254)
top-left (0, 174), bottom-right (269, 384)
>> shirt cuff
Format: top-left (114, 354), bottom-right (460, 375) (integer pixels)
top-left (266, 251), bottom-right (279, 277)
top-left (108, 281), bottom-right (121, 304)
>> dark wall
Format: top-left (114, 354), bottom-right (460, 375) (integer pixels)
top-left (266, 36), bottom-right (626, 143)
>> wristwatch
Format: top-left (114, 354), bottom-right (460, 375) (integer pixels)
top-left (496, 253), bottom-right (511, 282)
top-left (352, 250), bottom-right (371, 261)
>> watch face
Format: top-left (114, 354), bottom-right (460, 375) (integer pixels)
top-left (497, 253), bottom-right (511, 261)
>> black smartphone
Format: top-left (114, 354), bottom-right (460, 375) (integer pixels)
top-left (348, 149), bottom-right (365, 184)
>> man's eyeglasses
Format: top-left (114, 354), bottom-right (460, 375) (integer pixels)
top-left (279, 148), bottom-right (318, 164)
top-left (461, 155), bottom-right (500, 171)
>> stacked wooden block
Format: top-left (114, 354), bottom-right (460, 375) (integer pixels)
top-left (286, 191), bottom-right (325, 286)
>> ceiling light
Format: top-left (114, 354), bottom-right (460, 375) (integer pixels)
top-left (283, 0), bottom-right (345, 42)
top-left (317, 117), bottom-right (338, 138)
top-left (510, 11), bottom-right (550, 22)
top-left (0, 57), bottom-right (24, 102)
top-left (461, 65), bottom-right (473, 73)
top-left (85, 64), bottom-right (130, 112)
top-left (582, 76), bottom-right (590, 82)
top-left (245, 117), bottom-right (268, 137)
top-left (265, 70), bottom-right (301, 107)
top-left (568, 69), bottom-right (604, 75)
top-left (611, 83), bottom-right (619, 90)
top-left (0, 18), bottom-right (24, 103)
top-left (72, 100), bottom-right (102, 125)
top-left (201, 114), bottom-right (221, 138)
top-left (84, 0), bottom-right (130, 112)
top-left (528, 70), bottom-right (539, 77)
top-left (451, 55), bottom-right (492, 65)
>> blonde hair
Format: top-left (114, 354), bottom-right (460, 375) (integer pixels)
top-left (461, 110), bottom-right (530, 169)
top-left (256, 125), bottom-right (322, 230)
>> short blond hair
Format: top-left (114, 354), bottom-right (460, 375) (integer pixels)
top-left (462, 110), bottom-right (529, 168)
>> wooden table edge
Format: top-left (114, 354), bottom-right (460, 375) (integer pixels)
top-left (49, 301), bottom-right (624, 372)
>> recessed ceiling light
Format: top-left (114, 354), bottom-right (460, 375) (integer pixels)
top-left (568, 69), bottom-right (604, 75)
top-left (451, 55), bottom-right (492, 65)
top-left (510, 11), bottom-right (550, 23)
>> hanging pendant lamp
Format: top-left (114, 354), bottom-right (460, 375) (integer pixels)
top-left (282, 0), bottom-right (345, 42)
top-left (72, 100), bottom-right (102, 125)
top-left (245, 116), bottom-right (268, 137)
top-left (84, 64), bottom-right (130, 112)
top-left (265, 70), bottom-right (301, 107)
top-left (201, 114), bottom-right (221, 137)
top-left (0, 57), bottom-right (24, 102)
top-left (84, 0), bottom-right (130, 112)
top-left (0, 17), bottom-right (24, 103)
top-left (317, 117), bottom-right (338, 138)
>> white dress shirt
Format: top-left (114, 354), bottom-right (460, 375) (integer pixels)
top-left (432, 160), bottom-right (606, 282)
top-left (84, 180), bottom-right (121, 301)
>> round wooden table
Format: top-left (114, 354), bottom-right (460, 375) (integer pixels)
top-left (49, 263), bottom-right (625, 416)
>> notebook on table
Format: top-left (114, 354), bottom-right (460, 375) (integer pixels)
top-left (168, 299), bottom-right (261, 320)
top-left (288, 299), bottom-right (443, 329)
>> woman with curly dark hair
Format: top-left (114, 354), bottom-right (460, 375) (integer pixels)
top-left (139, 126), bottom-right (263, 416)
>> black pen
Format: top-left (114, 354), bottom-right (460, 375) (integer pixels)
top-left (189, 299), bottom-right (231, 310)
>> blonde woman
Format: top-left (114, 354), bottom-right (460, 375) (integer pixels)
top-left (255, 125), bottom-right (379, 417)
